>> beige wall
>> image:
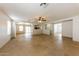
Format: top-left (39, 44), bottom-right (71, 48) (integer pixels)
top-left (11, 20), bottom-right (16, 38)
top-left (0, 10), bottom-right (11, 48)
top-left (73, 16), bottom-right (79, 42)
top-left (62, 21), bottom-right (73, 38)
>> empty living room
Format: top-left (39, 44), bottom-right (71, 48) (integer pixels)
top-left (0, 0), bottom-right (79, 59)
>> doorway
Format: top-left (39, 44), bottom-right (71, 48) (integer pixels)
top-left (54, 23), bottom-right (62, 34)
top-left (25, 25), bottom-right (32, 39)
top-left (54, 23), bottom-right (63, 48)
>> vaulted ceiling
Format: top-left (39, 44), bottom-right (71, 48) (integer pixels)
top-left (0, 3), bottom-right (79, 23)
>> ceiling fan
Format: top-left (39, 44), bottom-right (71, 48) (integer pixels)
top-left (38, 16), bottom-right (46, 21)
top-left (34, 16), bottom-right (47, 23)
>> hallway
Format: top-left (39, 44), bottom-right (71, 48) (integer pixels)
top-left (0, 34), bottom-right (79, 56)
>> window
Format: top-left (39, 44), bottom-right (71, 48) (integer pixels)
top-left (19, 25), bottom-right (23, 31)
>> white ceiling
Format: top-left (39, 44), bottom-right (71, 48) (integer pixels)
top-left (0, 3), bottom-right (79, 23)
